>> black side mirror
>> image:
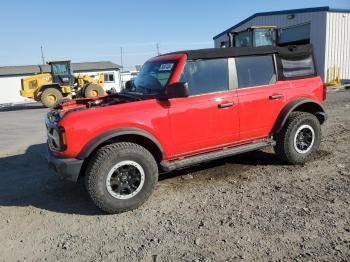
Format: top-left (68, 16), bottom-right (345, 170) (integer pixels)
top-left (125, 80), bottom-right (132, 90)
top-left (165, 82), bottom-right (189, 99)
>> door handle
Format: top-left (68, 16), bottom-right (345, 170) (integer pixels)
top-left (218, 102), bottom-right (235, 108)
top-left (269, 94), bottom-right (284, 100)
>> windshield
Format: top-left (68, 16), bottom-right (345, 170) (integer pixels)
top-left (52, 63), bottom-right (70, 75)
top-left (254, 29), bottom-right (275, 46)
top-left (128, 60), bottom-right (177, 95)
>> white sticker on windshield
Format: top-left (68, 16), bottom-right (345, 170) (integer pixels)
top-left (159, 63), bottom-right (174, 71)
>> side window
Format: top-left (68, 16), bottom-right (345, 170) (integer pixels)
top-left (234, 31), bottom-right (252, 47)
top-left (180, 58), bottom-right (229, 95)
top-left (104, 72), bottom-right (115, 82)
top-left (220, 41), bottom-right (228, 48)
top-left (280, 55), bottom-right (315, 78)
top-left (235, 55), bottom-right (276, 88)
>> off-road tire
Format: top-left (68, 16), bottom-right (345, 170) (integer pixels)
top-left (85, 142), bottom-right (158, 214)
top-left (83, 84), bottom-right (105, 98)
top-left (41, 88), bottom-right (63, 108)
top-left (274, 111), bottom-right (321, 165)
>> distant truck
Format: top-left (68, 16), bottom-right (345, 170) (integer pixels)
top-left (20, 60), bottom-right (105, 107)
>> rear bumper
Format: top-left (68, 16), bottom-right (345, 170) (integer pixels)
top-left (46, 149), bottom-right (83, 182)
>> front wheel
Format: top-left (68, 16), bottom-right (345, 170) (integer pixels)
top-left (41, 88), bottom-right (63, 108)
top-left (83, 84), bottom-right (105, 98)
top-left (274, 111), bottom-right (321, 165)
top-left (85, 142), bottom-right (158, 214)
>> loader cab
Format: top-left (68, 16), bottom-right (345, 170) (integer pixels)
top-left (229, 26), bottom-right (278, 48)
top-left (49, 61), bottom-right (75, 85)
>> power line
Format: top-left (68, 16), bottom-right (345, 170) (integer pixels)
top-left (120, 47), bottom-right (124, 87)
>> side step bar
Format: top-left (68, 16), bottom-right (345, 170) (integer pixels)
top-left (160, 139), bottom-right (276, 172)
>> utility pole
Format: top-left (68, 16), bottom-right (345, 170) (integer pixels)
top-left (156, 43), bottom-right (160, 56)
top-left (120, 47), bottom-right (124, 71)
top-left (40, 45), bottom-right (45, 64)
top-left (120, 47), bottom-right (124, 88)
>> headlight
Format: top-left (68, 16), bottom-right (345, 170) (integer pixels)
top-left (48, 126), bottom-right (67, 151)
top-left (52, 129), bottom-right (61, 147)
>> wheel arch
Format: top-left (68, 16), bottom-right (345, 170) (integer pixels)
top-left (273, 98), bottom-right (327, 134)
top-left (39, 83), bottom-right (61, 92)
top-left (36, 84), bottom-right (62, 97)
top-left (77, 127), bottom-right (165, 164)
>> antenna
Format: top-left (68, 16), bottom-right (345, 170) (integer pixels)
top-left (40, 45), bottom-right (45, 64)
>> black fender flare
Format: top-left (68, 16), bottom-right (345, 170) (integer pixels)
top-left (272, 98), bottom-right (327, 134)
top-left (77, 127), bottom-right (165, 160)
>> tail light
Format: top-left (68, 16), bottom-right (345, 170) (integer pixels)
top-left (322, 83), bottom-right (327, 101)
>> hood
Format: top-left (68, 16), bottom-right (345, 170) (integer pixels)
top-left (51, 94), bottom-right (138, 120)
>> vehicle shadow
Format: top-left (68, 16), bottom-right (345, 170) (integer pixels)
top-left (0, 143), bottom-right (102, 216)
top-left (0, 142), bottom-right (327, 215)
top-left (0, 103), bottom-right (45, 112)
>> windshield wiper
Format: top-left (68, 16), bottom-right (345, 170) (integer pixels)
top-left (126, 91), bottom-right (144, 95)
top-left (118, 92), bottom-right (142, 101)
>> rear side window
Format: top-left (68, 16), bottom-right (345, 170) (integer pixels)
top-left (235, 55), bottom-right (276, 88)
top-left (180, 58), bottom-right (228, 95)
top-left (280, 55), bottom-right (315, 78)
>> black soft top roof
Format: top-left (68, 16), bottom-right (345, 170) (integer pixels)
top-left (167, 44), bottom-right (313, 60)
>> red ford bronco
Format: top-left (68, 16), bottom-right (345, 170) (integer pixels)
top-left (46, 44), bottom-right (327, 213)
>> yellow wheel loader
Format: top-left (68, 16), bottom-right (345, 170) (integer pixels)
top-left (223, 26), bottom-right (310, 48)
top-left (20, 61), bottom-right (105, 107)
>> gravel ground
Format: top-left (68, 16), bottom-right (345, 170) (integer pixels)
top-left (0, 91), bottom-right (349, 261)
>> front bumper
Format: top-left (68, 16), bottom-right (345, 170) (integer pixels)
top-left (46, 149), bottom-right (83, 182)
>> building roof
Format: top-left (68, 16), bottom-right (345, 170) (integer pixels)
top-left (213, 6), bottom-right (350, 40)
top-left (0, 61), bottom-right (121, 77)
top-left (167, 44), bottom-right (313, 60)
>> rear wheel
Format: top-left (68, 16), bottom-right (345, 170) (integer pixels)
top-left (41, 88), bottom-right (63, 108)
top-left (83, 84), bottom-right (105, 98)
top-left (85, 142), bottom-right (158, 214)
top-left (274, 111), bottom-right (321, 164)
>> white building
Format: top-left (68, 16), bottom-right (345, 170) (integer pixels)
top-left (120, 70), bottom-right (139, 88)
top-left (213, 6), bottom-right (350, 84)
top-left (0, 61), bottom-right (122, 105)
